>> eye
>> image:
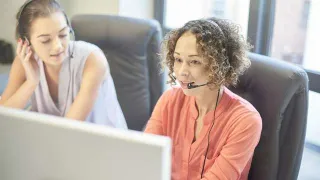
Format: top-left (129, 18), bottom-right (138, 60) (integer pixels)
top-left (41, 39), bottom-right (51, 44)
top-left (174, 57), bottom-right (182, 63)
top-left (190, 60), bottom-right (201, 65)
top-left (59, 34), bottom-right (68, 38)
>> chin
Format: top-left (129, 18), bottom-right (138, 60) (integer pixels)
top-left (43, 58), bottom-right (62, 67)
top-left (49, 54), bottom-right (67, 65)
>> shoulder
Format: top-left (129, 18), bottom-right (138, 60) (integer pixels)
top-left (158, 87), bottom-right (187, 105)
top-left (72, 40), bottom-right (105, 63)
top-left (71, 41), bottom-right (108, 77)
top-left (224, 87), bottom-right (262, 132)
top-left (154, 87), bottom-right (192, 116)
top-left (83, 49), bottom-right (108, 77)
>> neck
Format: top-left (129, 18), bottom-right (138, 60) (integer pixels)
top-left (195, 86), bottom-right (223, 116)
top-left (43, 63), bottom-right (62, 81)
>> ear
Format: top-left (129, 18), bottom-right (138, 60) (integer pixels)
top-left (24, 36), bottom-right (31, 46)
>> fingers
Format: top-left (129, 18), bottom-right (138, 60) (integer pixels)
top-left (16, 38), bottom-right (22, 55)
top-left (21, 40), bottom-right (27, 56)
top-left (18, 38), bottom-right (30, 61)
top-left (24, 47), bottom-right (32, 62)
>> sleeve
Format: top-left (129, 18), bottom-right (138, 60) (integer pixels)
top-left (201, 112), bottom-right (262, 180)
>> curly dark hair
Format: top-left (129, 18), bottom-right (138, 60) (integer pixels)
top-left (161, 17), bottom-right (252, 87)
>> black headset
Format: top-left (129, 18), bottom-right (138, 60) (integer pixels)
top-left (200, 88), bottom-right (220, 178)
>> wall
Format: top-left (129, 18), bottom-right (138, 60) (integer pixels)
top-left (119, 0), bottom-right (154, 19)
top-left (0, 0), bottom-right (26, 73)
top-left (0, 0), bottom-right (26, 48)
top-left (63, 0), bottom-right (119, 18)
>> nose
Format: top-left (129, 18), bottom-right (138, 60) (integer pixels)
top-left (178, 61), bottom-right (189, 77)
top-left (52, 37), bottom-right (63, 53)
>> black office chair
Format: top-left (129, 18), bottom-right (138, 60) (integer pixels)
top-left (71, 14), bottom-right (164, 131)
top-left (230, 53), bottom-right (309, 180)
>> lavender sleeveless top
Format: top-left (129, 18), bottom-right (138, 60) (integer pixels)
top-left (31, 41), bottom-right (127, 129)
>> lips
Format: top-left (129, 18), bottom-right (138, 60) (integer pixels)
top-left (50, 51), bottom-right (64, 57)
top-left (178, 80), bottom-right (193, 89)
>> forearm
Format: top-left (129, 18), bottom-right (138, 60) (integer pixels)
top-left (0, 81), bottom-right (37, 109)
top-left (65, 106), bottom-right (91, 122)
top-left (64, 90), bottom-right (98, 121)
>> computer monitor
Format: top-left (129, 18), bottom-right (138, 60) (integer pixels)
top-left (0, 107), bottom-right (171, 180)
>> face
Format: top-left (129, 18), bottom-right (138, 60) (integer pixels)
top-left (29, 12), bottom-right (70, 66)
top-left (173, 31), bottom-right (211, 96)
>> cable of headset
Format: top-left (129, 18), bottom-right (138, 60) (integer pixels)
top-left (200, 88), bottom-right (221, 178)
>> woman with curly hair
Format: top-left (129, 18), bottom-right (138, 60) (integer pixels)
top-left (145, 18), bottom-right (262, 180)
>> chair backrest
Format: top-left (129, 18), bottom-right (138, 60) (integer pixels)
top-left (71, 15), bottom-right (164, 131)
top-left (230, 53), bottom-right (309, 180)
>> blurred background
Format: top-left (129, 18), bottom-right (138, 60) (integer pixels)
top-left (0, 0), bottom-right (319, 179)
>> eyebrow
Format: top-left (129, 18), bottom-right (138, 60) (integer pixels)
top-left (174, 52), bottom-right (199, 57)
top-left (37, 26), bottom-right (68, 38)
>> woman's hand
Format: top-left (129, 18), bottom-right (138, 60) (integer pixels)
top-left (16, 38), bottom-right (40, 86)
